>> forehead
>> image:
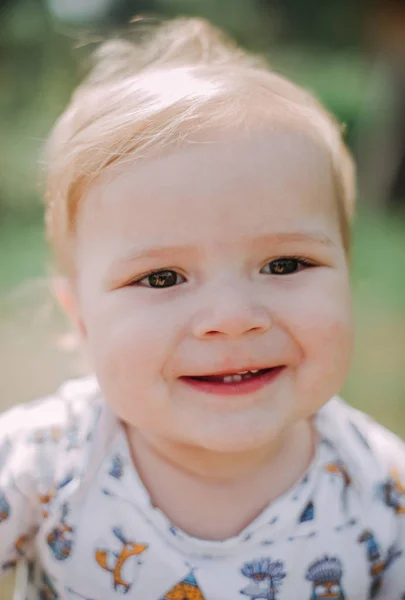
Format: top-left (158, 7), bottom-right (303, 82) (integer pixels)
top-left (79, 127), bottom-right (341, 252)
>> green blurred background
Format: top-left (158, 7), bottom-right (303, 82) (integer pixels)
top-left (1, 0), bottom-right (405, 596)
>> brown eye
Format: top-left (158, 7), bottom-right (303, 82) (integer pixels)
top-left (140, 270), bottom-right (184, 288)
top-left (261, 258), bottom-right (312, 276)
top-left (270, 259), bottom-right (299, 275)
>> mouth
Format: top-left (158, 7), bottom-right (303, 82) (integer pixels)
top-left (186, 368), bottom-right (272, 383)
top-left (180, 366), bottom-right (285, 396)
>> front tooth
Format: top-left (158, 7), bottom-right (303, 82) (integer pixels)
top-left (250, 369), bottom-right (259, 374)
top-left (223, 374), bottom-right (243, 383)
top-left (239, 371), bottom-right (249, 375)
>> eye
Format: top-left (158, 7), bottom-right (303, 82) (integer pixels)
top-left (136, 270), bottom-right (185, 288)
top-left (261, 257), bottom-right (313, 276)
top-left (314, 585), bottom-right (326, 594)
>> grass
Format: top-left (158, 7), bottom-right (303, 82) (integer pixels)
top-left (344, 208), bottom-right (405, 434)
top-left (0, 216), bottom-right (46, 292)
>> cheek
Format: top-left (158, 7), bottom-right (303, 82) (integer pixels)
top-left (82, 291), bottom-right (183, 382)
top-left (278, 274), bottom-right (354, 391)
top-left (296, 294), bottom-right (353, 357)
top-left (80, 292), bottom-right (185, 428)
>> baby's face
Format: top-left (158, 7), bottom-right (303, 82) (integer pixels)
top-left (74, 128), bottom-right (353, 453)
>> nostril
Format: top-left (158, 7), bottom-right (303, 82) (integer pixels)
top-left (193, 310), bottom-right (272, 339)
top-left (200, 324), bottom-right (269, 338)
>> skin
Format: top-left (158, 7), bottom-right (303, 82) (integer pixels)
top-left (67, 126), bottom-right (354, 539)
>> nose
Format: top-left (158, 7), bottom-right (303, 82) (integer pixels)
top-left (191, 283), bottom-right (272, 340)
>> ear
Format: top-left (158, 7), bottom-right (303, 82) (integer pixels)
top-left (52, 277), bottom-right (87, 338)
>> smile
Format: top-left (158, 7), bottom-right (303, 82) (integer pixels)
top-left (180, 366), bottom-right (285, 396)
top-left (190, 368), bottom-right (268, 383)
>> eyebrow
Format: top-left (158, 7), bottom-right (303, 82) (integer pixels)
top-left (113, 231), bottom-right (335, 265)
top-left (254, 231), bottom-right (336, 248)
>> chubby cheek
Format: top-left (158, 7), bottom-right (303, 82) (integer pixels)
top-left (280, 274), bottom-right (354, 411)
top-left (80, 290), bottom-right (182, 426)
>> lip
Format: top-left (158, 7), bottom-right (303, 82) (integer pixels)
top-left (183, 364), bottom-right (280, 378)
top-left (179, 366), bottom-right (285, 396)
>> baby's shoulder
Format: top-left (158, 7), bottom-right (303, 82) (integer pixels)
top-left (319, 397), bottom-right (405, 490)
top-left (0, 376), bottom-right (103, 482)
top-left (1, 376), bottom-right (100, 441)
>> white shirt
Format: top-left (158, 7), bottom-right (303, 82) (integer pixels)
top-left (0, 376), bottom-right (404, 600)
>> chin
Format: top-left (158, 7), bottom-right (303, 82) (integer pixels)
top-left (186, 420), bottom-right (288, 454)
top-left (205, 438), bottom-right (270, 454)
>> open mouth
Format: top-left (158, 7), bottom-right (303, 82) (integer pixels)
top-left (180, 366), bottom-right (284, 396)
top-left (188, 368), bottom-right (272, 384)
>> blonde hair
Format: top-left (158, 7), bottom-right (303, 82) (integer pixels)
top-left (44, 17), bottom-right (356, 273)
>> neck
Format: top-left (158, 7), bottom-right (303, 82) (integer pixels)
top-left (124, 418), bottom-right (316, 540)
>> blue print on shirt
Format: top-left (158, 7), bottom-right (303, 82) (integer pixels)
top-left (0, 489), bottom-right (10, 523)
top-left (47, 503), bottom-right (74, 561)
top-left (299, 500), bottom-right (314, 523)
top-left (109, 455), bottom-right (124, 480)
top-left (306, 556), bottom-right (345, 600)
top-left (378, 468), bottom-right (405, 514)
top-left (240, 557), bottom-right (286, 600)
top-left (358, 530), bottom-right (402, 600)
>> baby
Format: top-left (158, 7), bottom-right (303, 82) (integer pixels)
top-left (1, 17), bottom-right (404, 600)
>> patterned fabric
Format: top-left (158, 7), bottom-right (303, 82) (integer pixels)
top-left (0, 376), bottom-right (404, 599)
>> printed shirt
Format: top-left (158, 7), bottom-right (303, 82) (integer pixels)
top-left (0, 376), bottom-right (405, 600)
